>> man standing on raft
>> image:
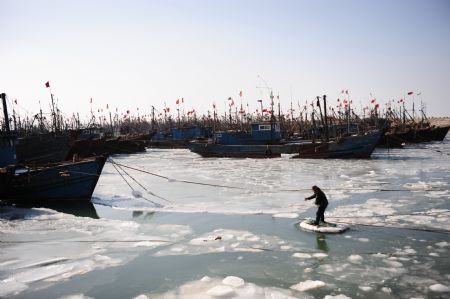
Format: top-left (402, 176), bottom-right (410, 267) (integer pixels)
top-left (305, 185), bottom-right (329, 226)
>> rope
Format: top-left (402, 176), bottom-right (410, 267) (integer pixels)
top-left (107, 160), bottom-right (448, 193)
top-left (0, 239), bottom-right (172, 244)
top-left (109, 160), bottom-right (246, 190)
top-left (110, 160), bottom-right (163, 207)
top-left (112, 160), bottom-right (170, 202)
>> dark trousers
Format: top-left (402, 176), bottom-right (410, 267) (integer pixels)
top-left (315, 204), bottom-right (328, 224)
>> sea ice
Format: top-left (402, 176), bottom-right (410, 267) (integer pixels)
top-left (272, 213), bottom-right (299, 219)
top-left (323, 295), bottom-right (351, 299)
top-left (358, 286), bottom-right (372, 292)
top-left (290, 280), bottom-right (326, 292)
top-left (429, 284), bottom-right (450, 292)
top-left (206, 285), bottom-right (236, 297)
top-left (347, 254), bottom-right (363, 264)
top-left (293, 253), bottom-right (312, 259)
top-left (222, 276), bottom-right (245, 287)
top-left (148, 276), bottom-right (301, 298)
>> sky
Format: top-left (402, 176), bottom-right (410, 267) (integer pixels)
top-left (1, 0), bottom-right (450, 121)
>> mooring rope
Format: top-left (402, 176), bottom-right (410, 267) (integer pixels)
top-left (109, 160), bottom-right (164, 207)
top-left (112, 160), bottom-right (170, 202)
top-left (107, 159), bottom-right (447, 193)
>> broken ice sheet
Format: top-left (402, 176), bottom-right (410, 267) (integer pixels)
top-left (144, 275), bottom-right (310, 299)
top-left (0, 206), bottom-right (192, 297)
top-left (155, 228), bottom-right (303, 256)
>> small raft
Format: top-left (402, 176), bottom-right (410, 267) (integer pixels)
top-left (298, 219), bottom-right (350, 234)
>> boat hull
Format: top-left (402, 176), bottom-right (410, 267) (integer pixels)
top-left (189, 143), bottom-right (282, 158)
top-left (292, 131), bottom-right (382, 159)
top-left (0, 156), bottom-right (107, 202)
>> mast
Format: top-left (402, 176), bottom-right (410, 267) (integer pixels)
top-left (323, 95), bottom-right (329, 142)
top-left (1, 93), bottom-right (11, 134)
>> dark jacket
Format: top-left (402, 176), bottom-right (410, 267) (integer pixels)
top-left (306, 189), bottom-right (328, 206)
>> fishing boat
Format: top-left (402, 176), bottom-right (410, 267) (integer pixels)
top-left (0, 155), bottom-right (107, 202)
top-left (68, 128), bottom-right (146, 158)
top-left (188, 143), bottom-right (283, 158)
top-left (292, 130), bottom-right (382, 159)
top-left (148, 125), bottom-right (213, 148)
top-left (189, 121), bottom-right (283, 158)
top-left (15, 133), bottom-right (73, 164)
top-left (0, 93), bottom-right (107, 203)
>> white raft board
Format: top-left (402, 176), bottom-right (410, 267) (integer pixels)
top-left (298, 220), bottom-right (350, 234)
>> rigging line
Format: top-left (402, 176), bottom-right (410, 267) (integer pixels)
top-left (113, 160), bottom-right (170, 202)
top-left (0, 239), bottom-right (172, 244)
top-left (107, 160), bottom-right (448, 193)
top-left (110, 159), bottom-right (164, 207)
top-left (110, 161), bottom-right (133, 190)
top-left (109, 160), bottom-right (246, 190)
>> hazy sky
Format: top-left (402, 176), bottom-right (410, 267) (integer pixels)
top-left (1, 0), bottom-right (450, 120)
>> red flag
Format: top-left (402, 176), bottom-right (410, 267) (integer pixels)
top-left (45, 81), bottom-right (50, 88)
top-left (371, 99), bottom-right (376, 104)
top-left (176, 99), bottom-right (180, 105)
top-left (407, 91), bottom-right (413, 95)
top-left (375, 104), bottom-right (380, 109)
top-left (337, 98), bottom-right (340, 102)
top-left (239, 91), bottom-right (243, 97)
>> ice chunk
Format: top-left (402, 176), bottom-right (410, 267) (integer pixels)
top-left (133, 295), bottom-right (149, 299)
top-left (58, 295), bottom-right (94, 299)
top-left (435, 241), bottom-right (449, 248)
top-left (0, 279), bottom-right (28, 297)
top-left (222, 276), bottom-right (245, 287)
top-left (347, 254), bottom-right (363, 264)
top-left (206, 285), bottom-right (236, 297)
top-left (272, 213), bottom-right (299, 219)
top-left (290, 280), bottom-right (325, 292)
top-left (358, 286), bottom-right (372, 292)
top-left (292, 252), bottom-right (312, 259)
top-left (429, 284), bottom-right (450, 292)
top-left (313, 253), bottom-right (328, 258)
top-left (201, 276), bottom-right (212, 282)
top-left (324, 295), bottom-right (351, 299)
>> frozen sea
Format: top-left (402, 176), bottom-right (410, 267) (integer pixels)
top-left (1, 138), bottom-right (450, 299)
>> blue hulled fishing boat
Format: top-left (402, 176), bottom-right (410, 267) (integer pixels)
top-left (188, 121), bottom-right (283, 158)
top-left (1, 93), bottom-right (106, 203)
top-left (292, 130), bottom-right (382, 159)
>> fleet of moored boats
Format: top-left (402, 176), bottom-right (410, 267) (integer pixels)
top-left (0, 92), bottom-right (448, 203)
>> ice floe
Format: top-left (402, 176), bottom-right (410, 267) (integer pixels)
top-left (155, 228), bottom-right (303, 256)
top-left (429, 283), bottom-right (450, 292)
top-left (290, 279), bottom-right (326, 292)
top-left (147, 275), bottom-right (306, 298)
top-left (0, 206), bottom-right (192, 297)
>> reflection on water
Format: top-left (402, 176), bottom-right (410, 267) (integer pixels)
top-left (316, 233), bottom-right (329, 252)
top-left (132, 210), bottom-right (155, 220)
top-left (12, 200), bottom-right (99, 219)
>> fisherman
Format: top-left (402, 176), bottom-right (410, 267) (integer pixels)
top-left (305, 185), bottom-right (329, 226)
